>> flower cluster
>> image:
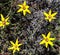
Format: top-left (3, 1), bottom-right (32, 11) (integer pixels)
top-left (0, 0), bottom-right (58, 54)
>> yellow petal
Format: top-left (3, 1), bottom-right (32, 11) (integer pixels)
top-left (18, 4), bottom-right (22, 7)
top-left (26, 5), bottom-right (29, 8)
top-left (47, 32), bottom-right (51, 38)
top-left (13, 49), bottom-right (16, 54)
top-left (23, 10), bottom-right (26, 16)
top-left (26, 9), bottom-right (31, 14)
top-left (23, 1), bottom-right (26, 5)
top-left (50, 38), bottom-right (55, 41)
top-left (44, 12), bottom-right (48, 16)
top-left (8, 47), bottom-right (13, 50)
top-left (17, 48), bottom-right (20, 51)
top-left (45, 17), bottom-right (50, 21)
top-left (40, 40), bottom-right (45, 44)
top-left (49, 9), bottom-right (52, 15)
top-left (45, 42), bottom-right (48, 48)
top-left (42, 34), bottom-right (46, 39)
top-left (49, 19), bottom-right (52, 22)
top-left (16, 38), bottom-right (18, 45)
top-left (18, 43), bottom-right (22, 46)
top-left (45, 17), bottom-right (48, 19)
top-left (1, 14), bottom-right (5, 21)
top-left (6, 17), bottom-right (9, 21)
top-left (10, 41), bottom-right (15, 45)
top-left (0, 21), bottom-right (3, 26)
top-left (52, 17), bottom-right (56, 19)
top-left (6, 22), bottom-right (9, 25)
top-left (48, 41), bottom-right (54, 47)
top-left (52, 12), bottom-right (57, 16)
top-left (17, 9), bottom-right (23, 13)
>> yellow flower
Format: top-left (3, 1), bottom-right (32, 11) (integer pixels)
top-left (8, 38), bottom-right (22, 54)
top-left (0, 14), bottom-right (10, 28)
top-left (17, 1), bottom-right (31, 16)
top-left (44, 9), bottom-right (57, 22)
top-left (40, 32), bottom-right (55, 48)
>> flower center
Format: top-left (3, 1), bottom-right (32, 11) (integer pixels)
top-left (45, 38), bottom-right (49, 42)
top-left (48, 15), bottom-right (52, 19)
top-left (14, 45), bottom-right (18, 48)
top-left (2, 21), bottom-right (6, 25)
top-left (23, 5), bottom-right (26, 10)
